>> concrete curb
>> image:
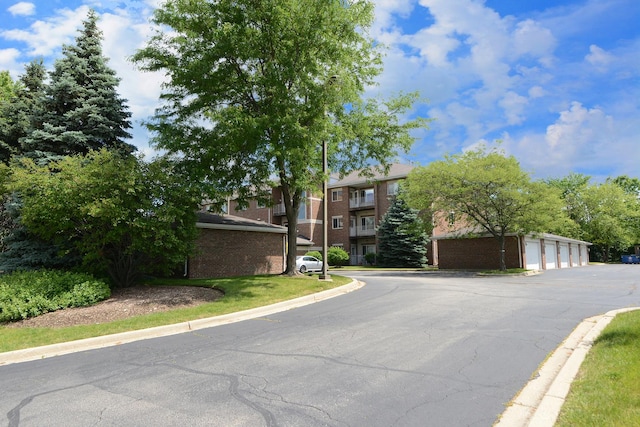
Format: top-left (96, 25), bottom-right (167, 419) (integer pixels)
top-left (495, 307), bottom-right (640, 427)
top-left (0, 279), bottom-right (365, 366)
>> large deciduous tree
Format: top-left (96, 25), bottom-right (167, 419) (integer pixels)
top-left (21, 10), bottom-right (133, 160)
top-left (404, 147), bottom-right (570, 271)
top-left (548, 174), bottom-right (640, 261)
top-left (132, 0), bottom-right (426, 274)
top-left (9, 150), bottom-right (200, 288)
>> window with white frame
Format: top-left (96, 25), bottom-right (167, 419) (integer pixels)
top-left (331, 189), bottom-right (343, 202)
top-left (332, 216), bottom-right (344, 229)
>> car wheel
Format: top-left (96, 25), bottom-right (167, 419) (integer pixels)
top-left (299, 265), bottom-right (307, 273)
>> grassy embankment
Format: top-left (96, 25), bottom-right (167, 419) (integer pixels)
top-left (556, 309), bottom-right (640, 426)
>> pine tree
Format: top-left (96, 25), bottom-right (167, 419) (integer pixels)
top-left (377, 195), bottom-right (429, 268)
top-left (0, 60), bottom-right (47, 163)
top-left (21, 10), bottom-right (133, 159)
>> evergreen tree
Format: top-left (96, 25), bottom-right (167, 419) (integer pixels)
top-left (21, 10), bottom-right (133, 159)
top-left (0, 60), bottom-right (47, 163)
top-left (377, 195), bottom-right (429, 268)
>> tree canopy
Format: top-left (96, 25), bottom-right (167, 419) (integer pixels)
top-left (549, 174), bottom-right (640, 261)
top-left (132, 0), bottom-right (426, 274)
top-left (404, 147), bottom-right (570, 270)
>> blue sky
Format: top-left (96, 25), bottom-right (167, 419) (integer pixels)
top-left (1, 0), bottom-right (638, 181)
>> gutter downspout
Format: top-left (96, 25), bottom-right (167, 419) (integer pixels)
top-left (517, 236), bottom-right (523, 268)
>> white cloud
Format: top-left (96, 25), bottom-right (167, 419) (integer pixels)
top-left (7, 2), bottom-right (35, 16)
top-left (585, 44), bottom-right (614, 71)
top-left (545, 102), bottom-right (611, 150)
top-left (499, 91), bottom-right (529, 125)
top-left (505, 101), bottom-right (639, 180)
top-left (98, 11), bottom-right (165, 118)
top-left (1, 6), bottom-right (91, 57)
top-left (0, 48), bottom-right (22, 76)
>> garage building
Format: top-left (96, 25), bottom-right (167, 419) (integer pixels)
top-left (432, 233), bottom-right (591, 271)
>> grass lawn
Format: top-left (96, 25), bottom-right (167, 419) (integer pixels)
top-left (0, 274), bottom-right (351, 354)
top-left (555, 309), bottom-right (640, 426)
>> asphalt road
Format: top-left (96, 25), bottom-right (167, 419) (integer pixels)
top-left (1, 265), bottom-right (639, 427)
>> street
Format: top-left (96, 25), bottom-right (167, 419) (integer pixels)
top-left (1, 265), bottom-right (639, 426)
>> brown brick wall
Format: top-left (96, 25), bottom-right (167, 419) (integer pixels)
top-left (228, 200), bottom-right (272, 223)
top-left (188, 229), bottom-right (285, 278)
top-left (327, 185), bottom-right (350, 251)
top-left (437, 236), bottom-right (522, 270)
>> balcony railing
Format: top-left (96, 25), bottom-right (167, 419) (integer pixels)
top-left (349, 227), bottom-right (376, 237)
top-left (273, 203), bottom-right (286, 216)
top-left (349, 199), bottom-right (375, 209)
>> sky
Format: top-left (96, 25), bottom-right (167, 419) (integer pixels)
top-left (0, 0), bottom-right (638, 182)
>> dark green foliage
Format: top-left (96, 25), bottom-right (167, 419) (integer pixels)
top-left (0, 60), bottom-right (47, 163)
top-left (305, 251), bottom-right (322, 262)
top-left (0, 194), bottom-right (81, 272)
top-left (377, 196), bottom-right (428, 268)
top-left (21, 10), bottom-right (133, 160)
top-left (10, 150), bottom-right (200, 288)
top-left (0, 270), bottom-right (110, 322)
top-left (327, 246), bottom-right (349, 266)
top-left (364, 252), bottom-right (377, 266)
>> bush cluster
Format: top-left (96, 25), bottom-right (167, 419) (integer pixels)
top-left (0, 270), bottom-right (111, 322)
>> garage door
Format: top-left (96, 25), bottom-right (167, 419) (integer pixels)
top-left (525, 240), bottom-right (541, 270)
top-left (545, 242), bottom-right (557, 269)
top-left (570, 244), bottom-right (578, 266)
top-left (559, 244), bottom-right (569, 268)
top-left (580, 245), bottom-right (588, 265)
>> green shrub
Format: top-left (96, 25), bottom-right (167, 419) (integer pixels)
top-left (328, 247), bottom-right (350, 266)
top-left (364, 252), bottom-right (377, 265)
top-left (305, 251), bottom-right (323, 261)
top-left (0, 270), bottom-right (111, 322)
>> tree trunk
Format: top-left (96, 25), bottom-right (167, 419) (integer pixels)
top-left (281, 184), bottom-right (301, 275)
top-left (499, 234), bottom-right (507, 271)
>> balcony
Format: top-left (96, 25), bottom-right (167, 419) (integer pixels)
top-left (349, 226), bottom-right (376, 237)
top-left (349, 198), bottom-right (375, 209)
top-left (273, 203), bottom-right (286, 216)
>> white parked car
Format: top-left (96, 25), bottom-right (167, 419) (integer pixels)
top-left (296, 255), bottom-right (323, 273)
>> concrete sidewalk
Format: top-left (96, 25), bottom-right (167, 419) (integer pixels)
top-left (496, 307), bottom-right (640, 427)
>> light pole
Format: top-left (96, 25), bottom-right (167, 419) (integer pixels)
top-left (319, 135), bottom-right (331, 281)
top-left (319, 76), bottom-right (337, 281)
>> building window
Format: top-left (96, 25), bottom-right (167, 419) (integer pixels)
top-left (387, 181), bottom-right (399, 196)
top-left (298, 191), bottom-right (307, 220)
top-left (332, 216), bottom-right (343, 229)
top-left (331, 189), bottom-right (343, 202)
top-left (361, 188), bottom-right (374, 203)
top-left (361, 216), bottom-right (375, 231)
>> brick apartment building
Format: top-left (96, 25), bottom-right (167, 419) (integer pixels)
top-left (217, 163), bottom-right (415, 264)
